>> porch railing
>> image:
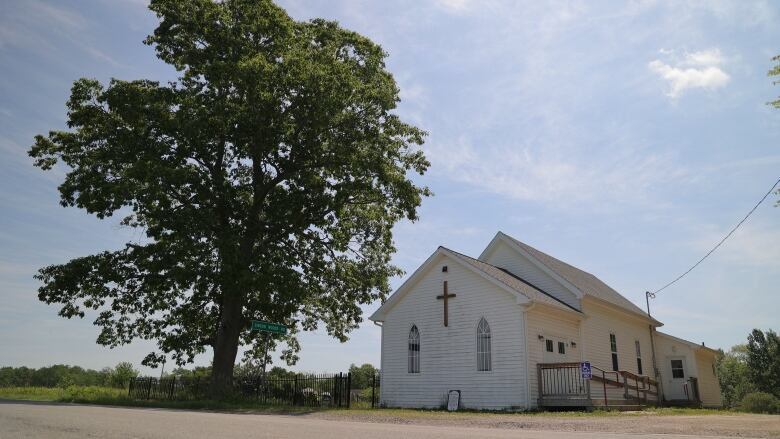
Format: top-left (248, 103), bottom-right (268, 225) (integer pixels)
top-left (538, 362), bottom-right (659, 408)
top-left (537, 362), bottom-right (590, 402)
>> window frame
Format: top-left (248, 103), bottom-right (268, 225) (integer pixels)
top-left (670, 359), bottom-right (685, 379)
top-left (476, 318), bottom-right (492, 372)
top-left (407, 325), bottom-right (420, 374)
top-left (610, 333), bottom-right (619, 371)
top-left (635, 340), bottom-right (643, 375)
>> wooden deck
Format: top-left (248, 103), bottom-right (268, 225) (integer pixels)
top-left (537, 362), bottom-right (662, 409)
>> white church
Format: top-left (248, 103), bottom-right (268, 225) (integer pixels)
top-left (369, 232), bottom-right (722, 410)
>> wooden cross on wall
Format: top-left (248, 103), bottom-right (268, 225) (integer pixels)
top-left (437, 281), bottom-right (456, 327)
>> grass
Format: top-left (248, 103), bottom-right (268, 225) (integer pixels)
top-left (0, 386), bottom-right (329, 412)
top-left (0, 386), bottom-right (738, 417)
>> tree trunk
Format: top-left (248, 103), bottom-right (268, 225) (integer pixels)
top-left (209, 293), bottom-right (244, 398)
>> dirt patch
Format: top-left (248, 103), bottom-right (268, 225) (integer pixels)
top-left (313, 411), bottom-right (780, 438)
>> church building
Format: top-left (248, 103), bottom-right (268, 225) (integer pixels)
top-left (369, 232), bottom-right (722, 410)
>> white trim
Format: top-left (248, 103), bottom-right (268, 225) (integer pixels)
top-left (656, 331), bottom-right (719, 355)
top-left (522, 304), bottom-right (532, 410)
top-left (475, 317), bottom-right (492, 373)
top-left (369, 247), bottom-right (530, 322)
top-left (479, 232), bottom-right (585, 299)
top-left (583, 295), bottom-right (663, 327)
top-left (407, 324), bottom-right (421, 374)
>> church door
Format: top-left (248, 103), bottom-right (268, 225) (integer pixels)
top-left (664, 356), bottom-right (688, 400)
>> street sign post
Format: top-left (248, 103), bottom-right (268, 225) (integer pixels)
top-left (250, 320), bottom-right (288, 384)
top-left (580, 361), bottom-right (592, 380)
top-left (251, 320), bottom-right (288, 335)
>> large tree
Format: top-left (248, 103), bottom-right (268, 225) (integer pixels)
top-left (29, 0), bottom-right (429, 396)
top-left (746, 329), bottom-right (780, 398)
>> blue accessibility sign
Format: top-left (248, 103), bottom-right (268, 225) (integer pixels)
top-left (580, 362), bottom-right (592, 380)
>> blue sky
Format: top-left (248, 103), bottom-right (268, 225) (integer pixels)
top-left (1, 0), bottom-right (778, 375)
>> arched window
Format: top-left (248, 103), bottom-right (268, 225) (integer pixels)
top-left (477, 318), bottom-right (492, 371)
top-left (408, 325), bottom-right (420, 373)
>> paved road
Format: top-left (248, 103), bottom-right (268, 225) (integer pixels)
top-left (0, 400), bottom-right (752, 439)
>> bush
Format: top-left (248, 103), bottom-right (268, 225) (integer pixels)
top-left (740, 392), bottom-right (779, 414)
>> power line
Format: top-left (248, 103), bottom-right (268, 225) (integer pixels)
top-left (653, 175), bottom-right (780, 295)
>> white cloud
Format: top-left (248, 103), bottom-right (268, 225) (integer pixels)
top-left (648, 49), bottom-right (731, 98)
top-left (434, 0), bottom-right (473, 13)
top-left (424, 134), bottom-right (688, 210)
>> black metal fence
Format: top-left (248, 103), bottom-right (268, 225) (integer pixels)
top-left (129, 372), bottom-right (382, 408)
top-left (348, 373), bottom-right (381, 408)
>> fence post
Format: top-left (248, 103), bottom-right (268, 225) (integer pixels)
top-left (536, 364), bottom-right (542, 404)
top-left (128, 378), bottom-right (133, 398)
top-left (147, 377), bottom-right (153, 400)
top-left (622, 373), bottom-right (629, 400)
top-left (371, 374), bottom-right (376, 409)
top-left (346, 372), bottom-right (352, 409)
top-left (169, 376), bottom-right (176, 400)
top-left (294, 375), bottom-right (299, 406)
top-left (194, 376), bottom-right (199, 399)
top-left (338, 372), bottom-right (343, 407)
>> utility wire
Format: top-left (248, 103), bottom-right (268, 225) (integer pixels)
top-left (653, 175), bottom-right (780, 295)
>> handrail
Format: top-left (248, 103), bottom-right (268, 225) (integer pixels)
top-left (538, 362), bottom-right (660, 408)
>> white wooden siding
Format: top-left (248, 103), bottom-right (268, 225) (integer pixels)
top-left (694, 351), bottom-right (722, 407)
top-left (481, 241), bottom-right (580, 310)
top-left (580, 298), bottom-right (654, 378)
top-left (655, 333), bottom-right (722, 406)
top-left (525, 305), bottom-right (581, 407)
top-left (655, 334), bottom-right (697, 401)
top-left (380, 253), bottom-right (527, 410)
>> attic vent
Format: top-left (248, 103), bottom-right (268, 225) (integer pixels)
top-left (442, 265), bottom-right (448, 272)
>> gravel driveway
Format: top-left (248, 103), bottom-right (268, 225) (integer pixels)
top-left (317, 410), bottom-right (780, 438)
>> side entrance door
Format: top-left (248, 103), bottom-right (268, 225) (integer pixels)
top-left (664, 356), bottom-right (688, 400)
top-left (542, 336), bottom-right (582, 396)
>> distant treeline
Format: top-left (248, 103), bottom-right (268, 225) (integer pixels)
top-left (171, 363), bottom-right (379, 389)
top-left (1, 361), bottom-right (379, 390)
top-left (0, 362), bottom-right (139, 388)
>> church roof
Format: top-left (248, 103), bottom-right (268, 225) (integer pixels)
top-left (496, 232), bottom-right (656, 322)
top-left (444, 248), bottom-right (582, 314)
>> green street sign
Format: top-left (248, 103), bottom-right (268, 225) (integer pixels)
top-left (251, 320), bottom-right (288, 335)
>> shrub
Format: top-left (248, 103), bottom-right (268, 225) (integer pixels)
top-left (740, 392), bottom-right (779, 414)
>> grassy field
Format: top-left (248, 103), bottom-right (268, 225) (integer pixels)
top-left (0, 386), bottom-right (326, 412)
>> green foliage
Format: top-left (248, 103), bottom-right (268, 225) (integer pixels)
top-left (0, 386), bottom-right (126, 402)
top-left (28, 0), bottom-right (429, 396)
top-left (0, 363), bottom-right (136, 388)
top-left (348, 363), bottom-right (378, 389)
top-left (740, 392), bottom-right (779, 414)
top-left (108, 362), bottom-right (140, 388)
top-left (717, 329), bottom-right (780, 407)
top-left (267, 366), bottom-right (297, 380)
top-left (745, 329), bottom-right (780, 398)
top-left (769, 54), bottom-right (780, 109)
top-left (716, 345), bottom-right (755, 408)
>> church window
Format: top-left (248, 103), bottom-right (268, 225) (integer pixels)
top-left (477, 318), bottom-right (492, 371)
top-left (408, 325), bottom-right (420, 373)
top-left (635, 340), bottom-right (643, 375)
top-left (610, 333), bottom-right (619, 371)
